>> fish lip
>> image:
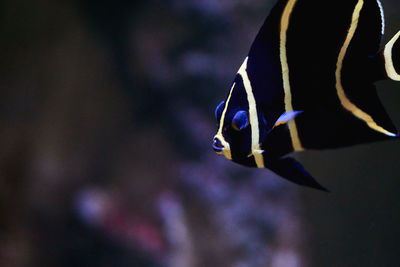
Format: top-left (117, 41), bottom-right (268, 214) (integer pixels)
top-left (212, 134), bottom-right (232, 160)
top-left (212, 138), bottom-right (224, 152)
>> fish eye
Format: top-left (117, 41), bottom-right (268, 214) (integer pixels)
top-left (232, 110), bottom-right (249, 131)
top-left (215, 101), bottom-right (225, 121)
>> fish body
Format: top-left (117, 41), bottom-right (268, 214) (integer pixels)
top-left (212, 0), bottom-right (400, 190)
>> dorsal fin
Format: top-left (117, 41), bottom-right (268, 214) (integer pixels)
top-left (339, 0), bottom-right (398, 137)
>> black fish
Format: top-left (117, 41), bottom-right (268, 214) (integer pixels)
top-left (212, 0), bottom-right (400, 191)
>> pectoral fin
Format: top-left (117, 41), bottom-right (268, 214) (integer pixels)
top-left (274, 111), bottom-right (303, 127)
top-left (267, 157), bottom-right (328, 191)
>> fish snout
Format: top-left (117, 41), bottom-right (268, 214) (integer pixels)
top-left (212, 137), bottom-right (224, 153)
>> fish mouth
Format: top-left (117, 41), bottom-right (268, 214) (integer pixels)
top-left (212, 137), bottom-right (224, 152)
top-left (212, 135), bottom-right (232, 160)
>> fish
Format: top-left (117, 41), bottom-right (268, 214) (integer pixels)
top-left (212, 0), bottom-right (400, 191)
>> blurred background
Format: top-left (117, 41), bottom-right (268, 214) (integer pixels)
top-left (1, 0), bottom-right (400, 266)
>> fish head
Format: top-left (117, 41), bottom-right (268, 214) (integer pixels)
top-left (212, 75), bottom-right (267, 167)
top-left (212, 107), bottom-right (252, 161)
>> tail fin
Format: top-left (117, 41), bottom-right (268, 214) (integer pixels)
top-left (383, 30), bottom-right (400, 81)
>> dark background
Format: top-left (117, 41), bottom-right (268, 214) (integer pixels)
top-left (1, 0), bottom-right (400, 266)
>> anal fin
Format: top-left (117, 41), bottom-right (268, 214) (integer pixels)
top-left (267, 157), bottom-right (328, 191)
